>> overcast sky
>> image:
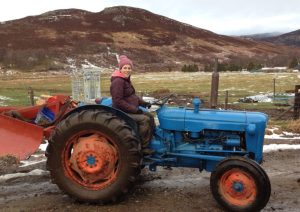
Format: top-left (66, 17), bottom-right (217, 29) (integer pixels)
top-left (1, 0), bottom-right (299, 35)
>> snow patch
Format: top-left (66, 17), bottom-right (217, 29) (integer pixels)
top-left (39, 142), bottom-right (48, 152)
top-left (239, 93), bottom-right (273, 103)
top-left (265, 128), bottom-right (300, 139)
top-left (142, 96), bottom-right (156, 103)
top-left (0, 95), bottom-right (12, 106)
top-left (265, 134), bottom-right (300, 140)
top-left (263, 144), bottom-right (300, 153)
top-left (239, 93), bottom-right (294, 103)
top-left (20, 159), bottom-right (47, 168)
top-left (0, 95), bottom-right (12, 101)
top-left (81, 59), bottom-right (102, 70)
top-left (0, 169), bottom-right (48, 183)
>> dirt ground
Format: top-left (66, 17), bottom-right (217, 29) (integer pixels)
top-left (0, 139), bottom-right (299, 212)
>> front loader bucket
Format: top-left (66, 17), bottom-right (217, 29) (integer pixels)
top-left (0, 94), bottom-right (74, 160)
top-left (0, 113), bottom-right (44, 160)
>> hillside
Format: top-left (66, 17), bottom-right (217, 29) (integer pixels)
top-left (239, 32), bottom-right (283, 40)
top-left (261, 29), bottom-right (300, 47)
top-left (0, 6), bottom-right (300, 72)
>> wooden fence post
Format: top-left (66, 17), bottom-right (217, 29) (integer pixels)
top-left (273, 78), bottom-right (276, 101)
top-left (28, 87), bottom-right (34, 106)
top-left (294, 85), bottom-right (300, 119)
top-left (225, 90), bottom-right (228, 110)
top-left (209, 58), bottom-right (219, 109)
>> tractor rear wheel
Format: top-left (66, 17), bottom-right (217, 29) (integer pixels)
top-left (210, 157), bottom-right (271, 212)
top-left (46, 110), bottom-right (141, 203)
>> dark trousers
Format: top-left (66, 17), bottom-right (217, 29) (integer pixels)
top-left (127, 111), bottom-right (155, 148)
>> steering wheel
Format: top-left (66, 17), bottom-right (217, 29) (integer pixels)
top-left (151, 93), bottom-right (176, 106)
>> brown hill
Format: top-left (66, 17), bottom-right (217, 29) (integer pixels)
top-left (261, 29), bottom-right (300, 47)
top-left (0, 6), bottom-right (299, 71)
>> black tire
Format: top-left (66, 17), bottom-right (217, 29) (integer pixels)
top-left (210, 156), bottom-right (271, 212)
top-left (46, 109), bottom-right (142, 203)
top-left (253, 159), bottom-right (271, 209)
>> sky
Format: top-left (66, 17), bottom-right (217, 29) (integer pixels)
top-left (0, 0), bottom-right (300, 35)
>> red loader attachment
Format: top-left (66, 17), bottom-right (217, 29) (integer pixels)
top-left (0, 95), bottom-right (75, 160)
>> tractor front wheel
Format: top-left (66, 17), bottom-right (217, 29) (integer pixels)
top-left (46, 110), bottom-right (141, 203)
top-left (210, 157), bottom-right (271, 212)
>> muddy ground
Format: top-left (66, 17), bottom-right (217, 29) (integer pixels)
top-left (0, 139), bottom-right (299, 212)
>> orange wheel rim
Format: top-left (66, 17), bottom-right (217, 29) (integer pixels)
top-left (62, 130), bottom-right (119, 190)
top-left (219, 168), bottom-right (257, 207)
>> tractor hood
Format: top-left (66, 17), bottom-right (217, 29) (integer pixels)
top-left (157, 106), bottom-right (268, 133)
top-left (156, 104), bottom-right (268, 163)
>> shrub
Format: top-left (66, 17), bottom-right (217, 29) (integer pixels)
top-left (289, 57), bottom-right (298, 69)
top-left (181, 64), bottom-right (199, 72)
top-left (286, 119), bottom-right (300, 133)
top-left (203, 62), bottom-right (242, 72)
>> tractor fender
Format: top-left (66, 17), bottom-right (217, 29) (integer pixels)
top-left (60, 105), bottom-right (139, 135)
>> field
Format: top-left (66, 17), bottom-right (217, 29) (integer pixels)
top-left (1, 71), bottom-right (298, 131)
top-left (0, 71), bottom-right (298, 106)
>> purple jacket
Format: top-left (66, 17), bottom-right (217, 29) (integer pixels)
top-left (110, 70), bottom-right (146, 113)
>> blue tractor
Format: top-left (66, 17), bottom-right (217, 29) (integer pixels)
top-left (46, 94), bottom-right (271, 212)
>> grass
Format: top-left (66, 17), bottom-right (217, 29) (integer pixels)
top-left (268, 119), bottom-right (292, 133)
top-left (0, 74), bottom-right (71, 106)
top-left (285, 119), bottom-right (300, 133)
top-left (1, 71), bottom-right (298, 105)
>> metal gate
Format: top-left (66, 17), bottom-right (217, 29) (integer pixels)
top-left (72, 68), bottom-right (101, 103)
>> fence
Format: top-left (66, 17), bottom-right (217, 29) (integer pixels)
top-left (221, 85), bottom-right (299, 120)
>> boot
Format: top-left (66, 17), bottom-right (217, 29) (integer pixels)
top-left (142, 148), bottom-right (155, 155)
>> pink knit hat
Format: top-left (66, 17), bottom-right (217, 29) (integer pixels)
top-left (118, 55), bottom-right (133, 69)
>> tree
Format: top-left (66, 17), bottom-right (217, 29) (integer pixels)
top-left (181, 64), bottom-right (199, 72)
top-left (204, 64), bottom-right (212, 72)
top-left (247, 62), bottom-right (255, 71)
top-left (289, 57), bottom-right (298, 68)
top-left (181, 64), bottom-right (187, 72)
top-left (228, 63), bottom-right (241, 72)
